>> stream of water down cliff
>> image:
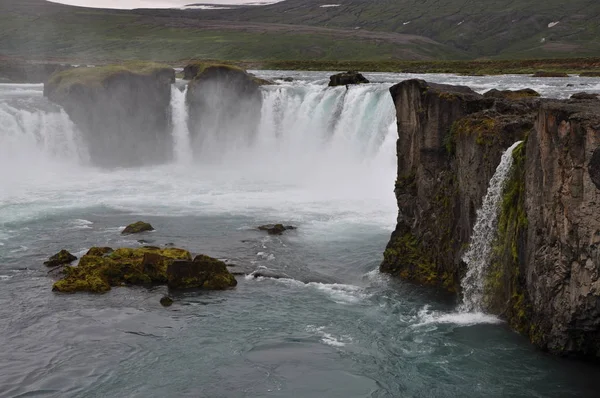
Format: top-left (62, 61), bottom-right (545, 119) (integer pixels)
top-left (1, 72), bottom-right (599, 397)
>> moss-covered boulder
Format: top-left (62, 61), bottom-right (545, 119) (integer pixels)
top-left (44, 62), bottom-right (175, 168)
top-left (122, 221), bottom-right (154, 235)
top-left (532, 71), bottom-right (569, 77)
top-left (167, 255), bottom-right (237, 290)
top-left (44, 250), bottom-right (77, 267)
top-left (483, 88), bottom-right (540, 100)
top-left (160, 296), bottom-right (174, 307)
top-left (184, 62), bottom-right (265, 155)
top-left (258, 224), bottom-right (297, 235)
top-left (328, 71), bottom-right (369, 87)
top-left (52, 246), bottom-right (192, 293)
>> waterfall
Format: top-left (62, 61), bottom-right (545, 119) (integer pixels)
top-left (0, 82), bottom-right (397, 193)
top-left (459, 141), bottom-right (523, 312)
top-left (170, 84), bottom-right (192, 164)
top-left (0, 100), bottom-right (88, 168)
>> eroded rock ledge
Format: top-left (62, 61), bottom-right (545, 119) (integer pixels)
top-left (381, 79), bottom-right (600, 359)
top-left (44, 62), bottom-right (175, 167)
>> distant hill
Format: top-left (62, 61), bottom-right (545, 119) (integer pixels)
top-left (0, 0), bottom-right (599, 62)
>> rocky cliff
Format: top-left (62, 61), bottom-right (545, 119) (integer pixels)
top-left (381, 79), bottom-right (600, 359)
top-left (185, 63), bottom-right (266, 156)
top-left (44, 62), bottom-right (175, 167)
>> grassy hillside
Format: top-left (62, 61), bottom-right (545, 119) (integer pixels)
top-left (0, 0), bottom-right (462, 62)
top-left (1, 0), bottom-right (599, 64)
top-left (205, 0), bottom-right (600, 58)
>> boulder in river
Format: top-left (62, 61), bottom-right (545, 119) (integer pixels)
top-left (122, 221), bottom-right (154, 235)
top-left (328, 71), bottom-right (369, 87)
top-left (52, 246), bottom-right (192, 293)
top-left (160, 296), bottom-right (174, 307)
top-left (44, 250), bottom-right (77, 267)
top-left (167, 255), bottom-right (237, 290)
top-left (258, 224), bottom-right (297, 235)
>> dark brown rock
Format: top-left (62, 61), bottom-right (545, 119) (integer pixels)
top-left (328, 71), bottom-right (369, 87)
top-left (44, 250), bottom-right (77, 267)
top-left (122, 221), bottom-right (154, 235)
top-left (258, 224), bottom-right (296, 235)
top-left (484, 88), bottom-right (540, 100)
top-left (167, 255), bottom-right (237, 290)
top-left (160, 296), bottom-right (174, 307)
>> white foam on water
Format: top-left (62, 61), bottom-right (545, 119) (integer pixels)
top-left (306, 325), bottom-right (352, 347)
top-left (69, 219), bottom-right (94, 229)
top-left (413, 306), bottom-right (503, 327)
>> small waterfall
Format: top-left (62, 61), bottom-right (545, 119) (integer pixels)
top-left (170, 84), bottom-right (192, 164)
top-left (459, 141), bottom-right (523, 312)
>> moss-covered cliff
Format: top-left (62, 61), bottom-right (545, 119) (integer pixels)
top-left (381, 79), bottom-right (533, 292)
top-left (382, 79), bottom-right (600, 359)
top-left (44, 62), bottom-right (175, 167)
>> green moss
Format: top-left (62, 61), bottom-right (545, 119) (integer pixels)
top-left (451, 117), bottom-right (498, 147)
top-left (52, 246), bottom-right (192, 294)
top-left (382, 233), bottom-right (441, 287)
top-left (484, 140), bottom-right (532, 335)
top-left (47, 62), bottom-right (173, 96)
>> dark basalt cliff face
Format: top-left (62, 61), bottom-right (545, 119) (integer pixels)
top-left (185, 64), bottom-right (265, 154)
top-left (382, 79), bottom-right (600, 359)
top-left (44, 63), bottom-right (175, 167)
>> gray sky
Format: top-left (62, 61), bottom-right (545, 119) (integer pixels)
top-left (48, 0), bottom-right (279, 9)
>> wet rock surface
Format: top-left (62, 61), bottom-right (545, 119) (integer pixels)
top-left (382, 78), bottom-right (600, 359)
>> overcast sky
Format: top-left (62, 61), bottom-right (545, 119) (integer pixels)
top-left (48, 0), bottom-right (279, 9)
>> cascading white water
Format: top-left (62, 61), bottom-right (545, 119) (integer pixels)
top-left (168, 82), bottom-right (398, 193)
top-left (459, 141), bottom-right (523, 312)
top-left (0, 101), bottom-right (88, 169)
top-left (170, 84), bottom-right (193, 164)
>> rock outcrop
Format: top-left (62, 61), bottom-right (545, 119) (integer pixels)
top-left (44, 250), bottom-right (77, 267)
top-left (328, 71), bottom-right (369, 87)
top-left (382, 79), bottom-right (600, 359)
top-left (44, 62), bottom-right (175, 167)
top-left (185, 63), bottom-right (265, 156)
top-left (53, 247), bottom-right (191, 293)
top-left (381, 79), bottom-right (534, 291)
top-left (167, 255), bottom-right (237, 290)
top-left (122, 221), bottom-right (154, 235)
top-left (258, 224), bottom-right (297, 235)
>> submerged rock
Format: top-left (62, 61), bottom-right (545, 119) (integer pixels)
top-left (52, 246), bottom-right (192, 293)
top-left (44, 250), bottom-right (77, 267)
top-left (258, 224), bottom-right (296, 235)
top-left (167, 255), bottom-right (237, 290)
top-left (160, 296), bottom-right (174, 307)
top-left (328, 71), bottom-right (369, 87)
top-left (122, 221), bottom-right (154, 235)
